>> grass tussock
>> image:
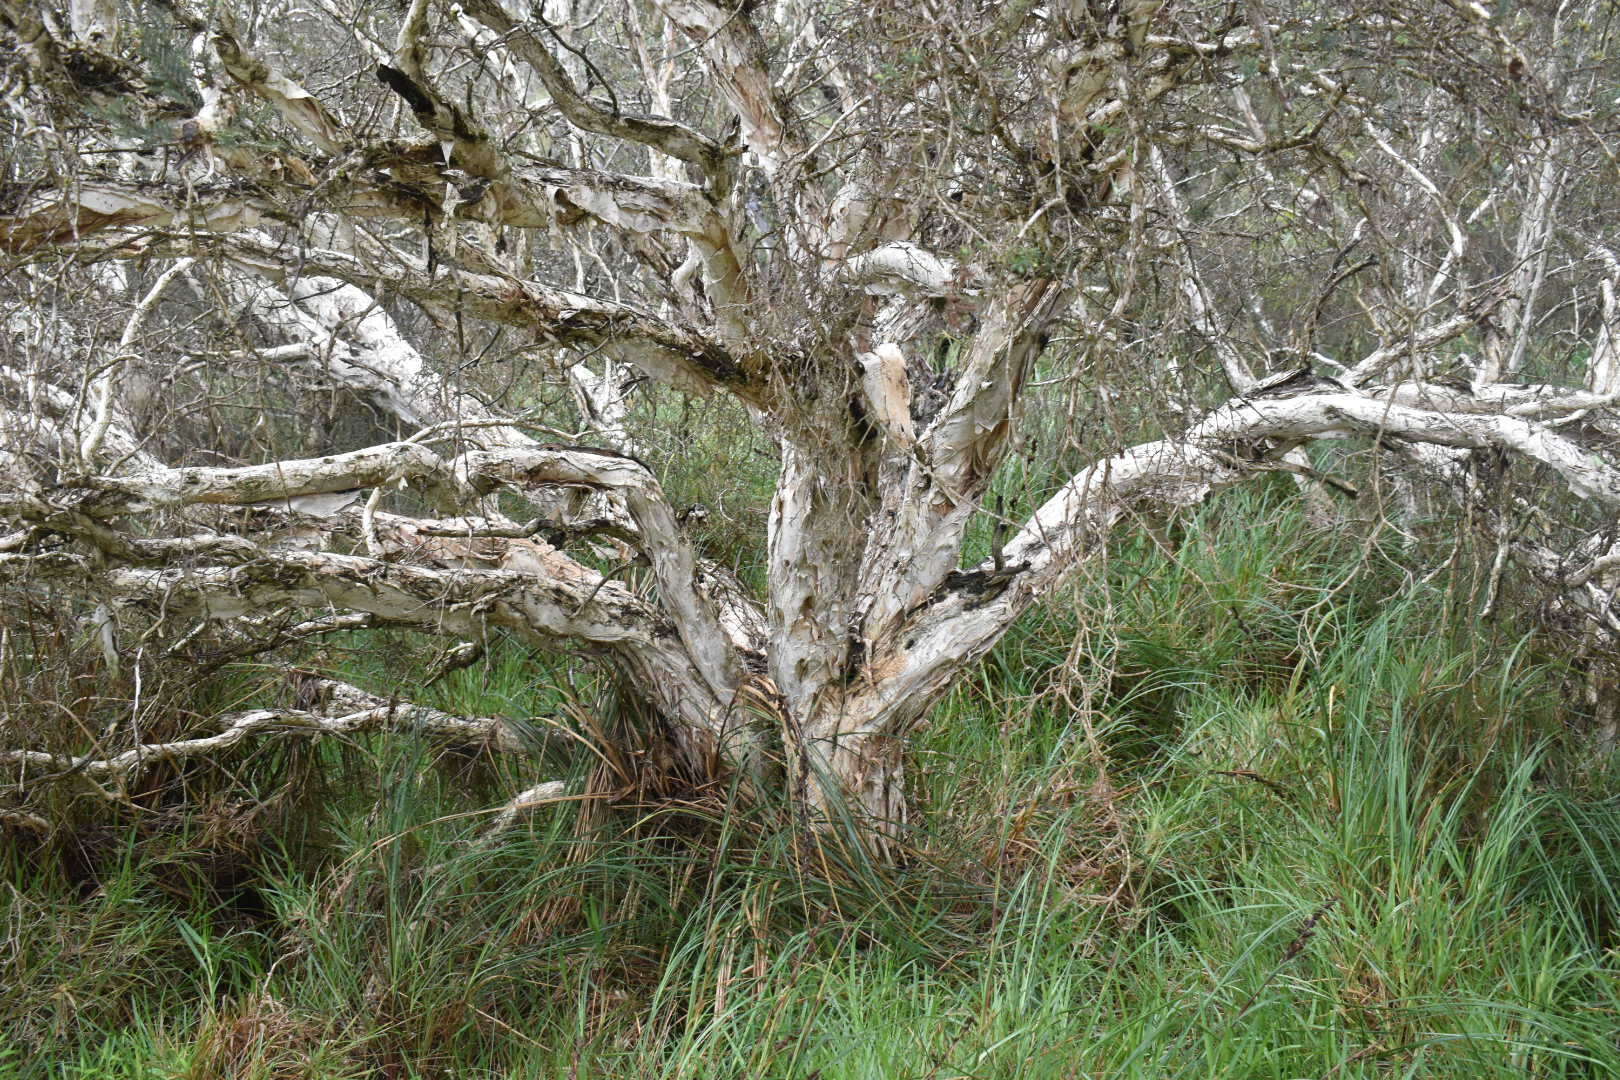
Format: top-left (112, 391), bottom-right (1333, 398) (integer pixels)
top-left (2, 492), bottom-right (1618, 1078)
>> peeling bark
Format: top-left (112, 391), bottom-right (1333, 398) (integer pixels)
top-left (3, 0), bottom-right (1618, 848)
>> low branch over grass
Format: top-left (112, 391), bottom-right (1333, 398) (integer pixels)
top-left (0, 675), bottom-right (551, 788)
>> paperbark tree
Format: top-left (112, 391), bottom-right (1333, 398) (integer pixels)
top-left (2, 0), bottom-right (1618, 840)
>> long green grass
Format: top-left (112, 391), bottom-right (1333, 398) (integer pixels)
top-left (3, 494), bottom-right (1617, 1078)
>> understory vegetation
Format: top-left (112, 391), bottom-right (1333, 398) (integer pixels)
top-left (5, 489), bottom-right (1617, 1078)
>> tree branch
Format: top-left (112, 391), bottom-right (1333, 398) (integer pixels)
top-left (212, 22), bottom-right (348, 155)
top-left (458, 0), bottom-right (732, 189)
top-left (1, 692), bottom-right (547, 787)
top-left (650, 0), bottom-right (802, 175)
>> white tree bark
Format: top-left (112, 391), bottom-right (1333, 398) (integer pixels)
top-left (3, 0), bottom-right (1617, 845)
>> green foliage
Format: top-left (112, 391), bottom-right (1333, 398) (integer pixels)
top-left (631, 385), bottom-right (779, 586)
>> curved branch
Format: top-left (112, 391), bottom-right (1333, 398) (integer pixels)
top-left (80, 257), bottom-right (195, 465)
top-left (216, 236), bottom-right (758, 402)
top-left (460, 445), bottom-right (747, 692)
top-left (0, 693), bottom-right (544, 786)
top-left (6, 430), bottom-right (757, 716)
top-left (840, 243), bottom-right (975, 300)
top-left (32, 440), bottom-right (466, 518)
top-left (650, 0), bottom-right (802, 174)
top-left (0, 180), bottom-right (268, 255)
top-left (458, 0), bottom-right (731, 187)
top-left (212, 23), bottom-right (348, 155)
top-left (845, 386), bottom-right (1620, 737)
